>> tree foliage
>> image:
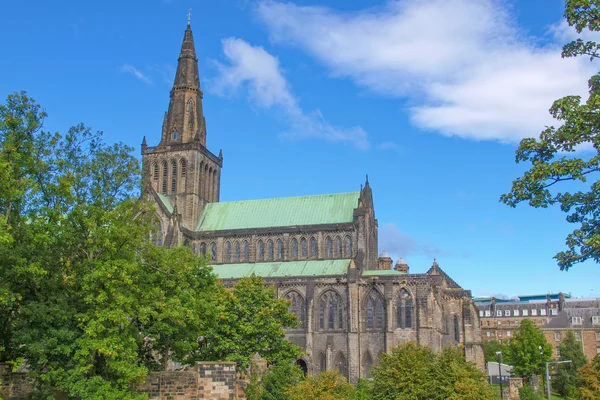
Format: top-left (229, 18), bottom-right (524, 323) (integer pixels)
top-left (500, 0), bottom-right (600, 270)
top-left (552, 330), bottom-right (588, 397)
top-left (285, 371), bottom-right (356, 400)
top-left (245, 361), bottom-right (304, 400)
top-left (369, 344), bottom-right (494, 400)
top-left (506, 319), bottom-right (553, 377)
top-left (483, 340), bottom-right (511, 364)
top-left (578, 354), bottom-right (600, 400)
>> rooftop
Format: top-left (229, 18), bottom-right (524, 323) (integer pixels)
top-left (210, 259), bottom-right (351, 279)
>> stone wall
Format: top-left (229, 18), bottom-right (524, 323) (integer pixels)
top-left (0, 362), bottom-right (245, 400)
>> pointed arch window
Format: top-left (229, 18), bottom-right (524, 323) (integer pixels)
top-left (171, 160), bottom-right (177, 193)
top-left (171, 130), bottom-right (179, 140)
top-left (301, 238), bottom-right (308, 259)
top-left (234, 242), bottom-right (240, 262)
top-left (310, 237), bottom-right (318, 258)
top-left (326, 237), bottom-right (333, 258)
top-left (225, 241), bottom-right (231, 262)
top-left (152, 163), bottom-right (159, 181)
top-left (397, 289), bottom-right (413, 329)
top-left (187, 100), bottom-right (195, 131)
top-left (285, 291), bottom-right (306, 329)
top-left (267, 240), bottom-right (274, 260)
top-left (180, 159), bottom-right (187, 178)
top-left (335, 236), bottom-right (342, 257)
top-left (319, 353), bottom-right (326, 372)
top-left (243, 241), bottom-right (249, 261)
top-left (319, 291), bottom-right (343, 330)
top-left (366, 291), bottom-right (385, 330)
top-left (336, 353), bottom-right (347, 378)
top-left (200, 243), bottom-right (206, 255)
top-left (454, 315), bottom-right (460, 343)
top-left (258, 240), bottom-right (265, 261)
top-left (291, 238), bottom-right (298, 259)
top-left (161, 162), bottom-right (168, 194)
top-left (364, 353), bottom-right (373, 379)
top-left (210, 243), bottom-right (217, 262)
top-left (345, 236), bottom-right (352, 257)
top-left (276, 239), bottom-right (284, 260)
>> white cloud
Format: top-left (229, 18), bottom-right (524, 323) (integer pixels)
top-left (379, 223), bottom-right (445, 259)
top-left (256, 0), bottom-right (598, 143)
top-left (121, 64), bottom-right (152, 84)
top-left (212, 37), bottom-right (369, 149)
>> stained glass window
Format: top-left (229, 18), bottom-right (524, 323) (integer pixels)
top-left (210, 243), bottom-right (217, 262)
top-left (345, 236), bottom-right (352, 257)
top-left (301, 238), bottom-right (308, 258)
top-left (225, 242), bottom-right (231, 262)
top-left (398, 289), bottom-right (413, 329)
top-left (291, 238), bottom-right (298, 259)
top-left (326, 237), bottom-right (332, 258)
top-left (258, 240), bottom-right (264, 261)
top-left (310, 237), bottom-right (318, 258)
top-left (267, 240), bottom-right (274, 260)
top-left (235, 242), bottom-right (240, 261)
top-left (276, 239), bottom-right (283, 260)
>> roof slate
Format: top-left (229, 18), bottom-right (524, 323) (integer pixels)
top-left (210, 259), bottom-right (351, 279)
top-left (196, 192), bottom-right (360, 231)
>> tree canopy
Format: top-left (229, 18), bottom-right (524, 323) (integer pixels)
top-left (577, 354), bottom-right (600, 400)
top-left (553, 330), bottom-right (588, 398)
top-left (500, 0), bottom-right (600, 270)
top-left (506, 319), bottom-right (553, 377)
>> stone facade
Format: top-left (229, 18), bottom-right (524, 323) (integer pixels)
top-left (141, 22), bottom-right (485, 384)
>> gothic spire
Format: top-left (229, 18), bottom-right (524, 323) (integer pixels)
top-left (173, 24), bottom-right (200, 88)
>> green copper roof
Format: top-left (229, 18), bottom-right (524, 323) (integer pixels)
top-left (196, 192), bottom-right (360, 231)
top-left (362, 269), bottom-right (406, 276)
top-left (210, 259), bottom-right (350, 279)
top-left (156, 193), bottom-right (173, 213)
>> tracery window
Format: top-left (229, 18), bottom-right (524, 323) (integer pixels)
top-left (310, 237), bottom-right (318, 258)
top-left (234, 242), bottom-right (240, 262)
top-left (243, 241), bottom-right (249, 261)
top-left (335, 353), bottom-right (347, 378)
top-left (161, 162), bottom-right (168, 194)
top-left (258, 240), bottom-right (265, 261)
top-left (319, 353), bottom-right (326, 372)
top-left (454, 315), bottom-right (460, 343)
top-left (285, 291), bottom-right (306, 329)
top-left (345, 236), bottom-right (352, 257)
top-left (171, 160), bottom-right (178, 193)
top-left (276, 239), bottom-right (284, 260)
top-left (397, 289), bottom-right (413, 329)
top-left (301, 238), bottom-right (308, 259)
top-left (366, 291), bottom-right (385, 329)
top-left (200, 242), bottom-right (206, 255)
top-left (326, 237), bottom-right (333, 258)
top-left (210, 242), bottom-right (217, 262)
top-left (364, 353), bottom-right (373, 379)
top-left (171, 130), bottom-right (179, 140)
top-left (225, 241), bottom-right (231, 262)
top-left (152, 163), bottom-right (159, 181)
top-left (291, 238), bottom-right (298, 259)
top-left (267, 240), bottom-right (274, 260)
top-left (319, 291), bottom-right (344, 330)
top-left (335, 236), bottom-right (342, 257)
top-left (180, 159), bottom-right (187, 178)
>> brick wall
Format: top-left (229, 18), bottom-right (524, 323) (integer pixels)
top-left (0, 363), bottom-right (32, 400)
top-left (544, 329), bottom-right (600, 362)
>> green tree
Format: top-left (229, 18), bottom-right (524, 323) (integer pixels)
top-left (369, 343), bottom-right (494, 400)
top-left (577, 354), bottom-right (600, 400)
top-left (506, 319), bottom-right (552, 377)
top-left (500, 0), bottom-right (600, 270)
top-left (245, 361), bottom-right (304, 400)
top-left (285, 371), bottom-right (356, 400)
top-left (0, 92), bottom-right (219, 399)
top-left (552, 330), bottom-right (588, 397)
top-left (198, 275), bottom-right (302, 372)
top-left (483, 340), bottom-right (511, 364)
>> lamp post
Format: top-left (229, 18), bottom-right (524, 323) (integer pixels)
top-left (496, 351), bottom-right (503, 399)
top-left (545, 360), bottom-right (571, 400)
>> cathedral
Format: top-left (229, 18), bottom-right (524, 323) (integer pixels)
top-left (141, 22), bottom-right (484, 383)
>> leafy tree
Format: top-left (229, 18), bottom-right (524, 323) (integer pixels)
top-left (0, 92), bottom-right (219, 399)
top-left (198, 275), bottom-right (302, 372)
top-left (552, 330), bottom-right (588, 397)
top-left (285, 371), bottom-right (356, 400)
top-left (369, 343), bottom-right (494, 400)
top-left (500, 0), bottom-right (600, 270)
top-left (506, 319), bottom-right (553, 377)
top-left (245, 361), bottom-right (304, 400)
top-left (578, 354), bottom-right (600, 400)
top-left (518, 384), bottom-right (543, 400)
top-left (483, 340), bottom-right (511, 364)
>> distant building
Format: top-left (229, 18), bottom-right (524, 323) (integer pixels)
top-left (486, 361), bottom-right (513, 385)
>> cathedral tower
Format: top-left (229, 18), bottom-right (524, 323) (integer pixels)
top-left (142, 21), bottom-right (222, 231)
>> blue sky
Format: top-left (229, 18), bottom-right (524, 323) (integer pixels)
top-left (1, 0), bottom-right (598, 298)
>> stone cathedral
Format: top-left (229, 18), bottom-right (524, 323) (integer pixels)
top-left (141, 22), bottom-right (484, 383)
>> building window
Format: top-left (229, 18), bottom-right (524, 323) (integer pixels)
top-left (507, 330), bottom-right (511, 337)
top-left (486, 331), bottom-right (491, 337)
top-left (326, 237), bottom-right (332, 258)
top-left (291, 238), bottom-right (298, 259)
top-left (496, 310), bottom-right (502, 317)
top-left (258, 240), bottom-right (265, 261)
top-left (345, 236), bottom-right (352, 257)
top-left (200, 242), bottom-right (206, 255)
top-left (319, 353), bottom-right (326, 372)
top-left (592, 316), bottom-right (600, 325)
top-left (310, 237), bottom-right (318, 258)
top-left (555, 332), bottom-right (562, 342)
top-left (596, 332), bottom-right (600, 341)
top-left (301, 238), bottom-right (308, 259)
top-left (485, 310), bottom-right (491, 317)
top-left (479, 311), bottom-right (484, 317)
top-left (596, 347), bottom-right (600, 354)
top-left (336, 353), bottom-right (347, 378)
top-left (514, 310), bottom-right (519, 316)
top-left (540, 309), bottom-right (547, 316)
top-left (572, 316), bottom-right (583, 325)
top-left (364, 353), bottom-right (373, 379)
top-left (505, 310), bottom-right (510, 316)
top-left (551, 308), bottom-right (558, 316)
top-left (225, 241), bottom-right (231, 262)
top-left (522, 310), bottom-right (529, 316)
top-left (170, 160), bottom-right (177, 193)
top-left (285, 291), bottom-right (305, 329)
top-left (498, 330), bottom-right (503, 338)
top-left (366, 291), bottom-right (385, 330)
top-left (180, 159), bottom-right (186, 178)
top-left (454, 315), bottom-right (460, 342)
top-left (161, 162), bottom-right (168, 194)
top-left (267, 240), bottom-right (274, 260)
top-left (532, 309), bottom-right (538, 316)
top-left (152, 163), bottom-right (159, 181)
top-left (210, 242), bottom-right (217, 262)
top-left (276, 239), bottom-right (284, 260)
top-left (335, 236), bottom-right (342, 258)
top-left (243, 241), bottom-right (249, 261)
top-left (319, 291), bottom-right (344, 330)
top-left (397, 289), bottom-right (413, 329)
top-left (235, 242), bottom-right (240, 262)
top-left (171, 130), bottom-right (179, 140)
top-left (575, 331), bottom-right (582, 341)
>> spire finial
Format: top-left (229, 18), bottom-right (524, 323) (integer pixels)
top-left (187, 8), bottom-right (192, 26)
top-left (365, 174), bottom-right (369, 185)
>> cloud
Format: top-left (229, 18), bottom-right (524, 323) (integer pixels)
top-left (376, 141), bottom-right (403, 153)
top-left (121, 64), bottom-right (152, 84)
top-left (211, 37), bottom-right (369, 149)
top-left (379, 223), bottom-right (445, 259)
top-left (255, 0), bottom-right (598, 143)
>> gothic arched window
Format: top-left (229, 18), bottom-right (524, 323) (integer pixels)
top-left (454, 315), bottom-right (460, 343)
top-left (397, 289), bottom-right (413, 329)
top-left (210, 242), bottom-right (217, 262)
top-left (171, 130), bottom-right (179, 140)
top-left (291, 238), bottom-right (298, 259)
top-left (326, 237), bottom-right (333, 258)
top-left (301, 238), bottom-right (308, 259)
top-left (234, 242), bottom-right (240, 262)
top-left (319, 291), bottom-right (343, 330)
top-left (171, 160), bottom-right (177, 193)
top-left (310, 237), bottom-right (318, 258)
top-left (152, 163), bottom-right (159, 181)
top-left (366, 291), bottom-right (385, 330)
top-left (161, 162), bottom-right (168, 194)
top-left (364, 353), bottom-right (373, 379)
top-left (285, 291), bottom-right (305, 329)
top-left (180, 159), bottom-right (187, 178)
top-left (345, 236), bottom-right (352, 257)
top-left (225, 241), bottom-right (231, 263)
top-left (276, 239), bottom-right (284, 260)
top-left (243, 241), bottom-right (249, 261)
top-left (336, 353), bottom-right (347, 378)
top-left (335, 236), bottom-right (342, 258)
top-left (267, 240), bottom-right (274, 260)
top-left (258, 240), bottom-right (265, 261)
top-left (200, 242), bottom-right (206, 255)
top-left (319, 353), bottom-right (326, 372)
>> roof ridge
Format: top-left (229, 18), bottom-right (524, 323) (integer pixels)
top-left (207, 191), bottom-right (360, 206)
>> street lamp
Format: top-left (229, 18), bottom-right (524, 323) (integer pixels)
top-left (545, 360), bottom-right (571, 400)
top-left (496, 351), bottom-right (503, 399)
